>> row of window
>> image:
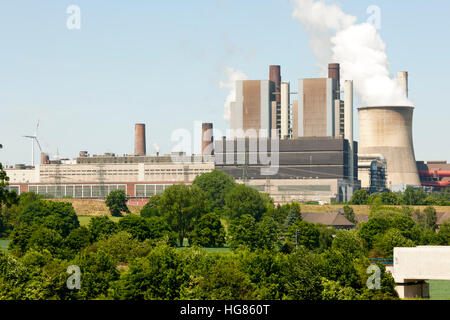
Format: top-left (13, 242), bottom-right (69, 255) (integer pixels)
top-left (28, 184), bottom-right (126, 198)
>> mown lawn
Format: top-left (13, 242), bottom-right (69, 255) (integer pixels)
top-left (0, 239), bottom-right (10, 253)
top-left (78, 215), bottom-right (121, 227)
top-left (427, 280), bottom-right (450, 300)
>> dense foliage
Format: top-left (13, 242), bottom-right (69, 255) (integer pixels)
top-left (1, 167), bottom-right (449, 300)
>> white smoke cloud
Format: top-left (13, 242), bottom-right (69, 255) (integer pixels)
top-left (219, 67), bottom-right (249, 121)
top-left (292, 0), bottom-right (412, 106)
top-left (152, 143), bottom-right (160, 153)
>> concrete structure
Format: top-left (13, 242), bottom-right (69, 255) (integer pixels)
top-left (393, 246), bottom-right (450, 299)
top-left (201, 123), bottom-right (214, 156)
top-left (6, 157), bottom-right (215, 198)
top-left (328, 63), bottom-right (340, 101)
top-left (134, 123), bottom-right (146, 156)
top-left (294, 78), bottom-right (336, 137)
top-left (280, 81), bottom-right (290, 139)
top-left (397, 71), bottom-right (408, 98)
top-left (214, 137), bottom-right (359, 203)
top-left (358, 106), bottom-right (421, 189)
top-left (230, 80), bottom-right (276, 138)
top-left (269, 65), bottom-right (281, 136)
top-left (344, 80), bottom-right (354, 187)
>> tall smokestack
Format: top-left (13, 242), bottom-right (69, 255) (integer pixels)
top-left (280, 82), bottom-right (290, 139)
top-left (344, 80), bottom-right (354, 184)
top-left (269, 65), bottom-right (281, 100)
top-left (202, 123), bottom-right (214, 156)
top-left (328, 63), bottom-right (340, 100)
top-left (397, 71), bottom-right (408, 98)
top-left (134, 123), bottom-right (146, 156)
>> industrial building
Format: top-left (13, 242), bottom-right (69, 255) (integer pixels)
top-left (6, 123), bottom-right (215, 199)
top-left (357, 72), bottom-right (421, 192)
top-left (214, 137), bottom-right (358, 203)
top-left (225, 64), bottom-right (359, 202)
top-left (417, 160), bottom-right (450, 189)
top-left (6, 64), bottom-right (435, 204)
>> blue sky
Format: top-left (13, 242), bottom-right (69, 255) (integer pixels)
top-left (0, 0), bottom-right (449, 166)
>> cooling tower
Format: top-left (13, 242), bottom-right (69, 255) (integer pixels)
top-left (358, 106), bottom-right (420, 188)
top-left (134, 123), bottom-right (146, 156)
top-left (201, 123), bottom-right (214, 155)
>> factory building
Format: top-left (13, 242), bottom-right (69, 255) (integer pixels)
top-left (417, 161), bottom-right (450, 190)
top-left (214, 137), bottom-right (359, 203)
top-left (6, 123), bottom-right (215, 198)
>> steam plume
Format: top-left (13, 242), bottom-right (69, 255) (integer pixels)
top-left (219, 67), bottom-right (248, 121)
top-left (292, 0), bottom-right (412, 106)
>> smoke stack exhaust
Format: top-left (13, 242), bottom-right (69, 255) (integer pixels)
top-left (202, 123), bottom-right (214, 155)
top-left (134, 123), bottom-right (146, 156)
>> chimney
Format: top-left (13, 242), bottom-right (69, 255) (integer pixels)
top-left (397, 71), bottom-right (408, 98)
top-left (40, 152), bottom-right (50, 164)
top-left (134, 123), bottom-right (146, 156)
top-left (328, 63), bottom-right (340, 100)
top-left (344, 80), bottom-right (354, 184)
top-left (201, 123), bottom-right (214, 155)
top-left (269, 65), bottom-right (281, 102)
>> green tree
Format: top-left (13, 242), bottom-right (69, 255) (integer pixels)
top-left (117, 214), bottom-right (151, 241)
top-left (420, 206), bottom-right (438, 231)
top-left (88, 216), bottom-right (118, 242)
top-left (402, 186), bottom-right (427, 205)
top-left (228, 214), bottom-right (258, 250)
top-left (85, 231), bottom-right (154, 264)
top-left (288, 221), bottom-right (320, 250)
top-left (256, 215), bottom-right (280, 250)
top-left (71, 250), bottom-right (120, 300)
top-left (380, 192), bottom-right (401, 205)
top-left (140, 194), bottom-right (162, 218)
top-left (224, 184), bottom-right (267, 222)
top-left (321, 278), bottom-right (357, 300)
top-left (343, 205), bottom-right (357, 224)
top-left (316, 223), bottom-right (335, 253)
top-left (438, 221), bottom-right (450, 245)
top-left (331, 230), bottom-right (365, 258)
top-left (146, 216), bottom-right (177, 247)
top-left (373, 228), bottom-right (415, 259)
top-left (192, 170), bottom-right (236, 211)
top-left (105, 190), bottom-right (130, 217)
top-left (109, 245), bottom-right (188, 300)
top-left (159, 184), bottom-right (209, 246)
top-left (350, 189), bottom-right (369, 205)
top-left (281, 247), bottom-right (323, 300)
top-left (64, 226), bottom-right (91, 255)
top-left (282, 202), bottom-right (302, 232)
top-left (181, 257), bottom-right (256, 300)
top-left (190, 212), bottom-right (226, 247)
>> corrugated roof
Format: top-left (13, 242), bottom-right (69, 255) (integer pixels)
top-left (302, 212), bottom-right (354, 226)
top-left (437, 212), bottom-right (450, 225)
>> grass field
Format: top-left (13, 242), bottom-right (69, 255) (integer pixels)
top-left (427, 280), bottom-right (450, 300)
top-left (78, 215), bottom-right (121, 226)
top-left (0, 239), bottom-right (10, 253)
top-left (50, 199), bottom-right (450, 217)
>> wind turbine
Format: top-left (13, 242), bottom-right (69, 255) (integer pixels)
top-left (23, 120), bottom-right (43, 166)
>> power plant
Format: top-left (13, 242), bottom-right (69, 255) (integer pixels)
top-left (358, 105), bottom-right (420, 190)
top-left (4, 63), bottom-right (446, 203)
